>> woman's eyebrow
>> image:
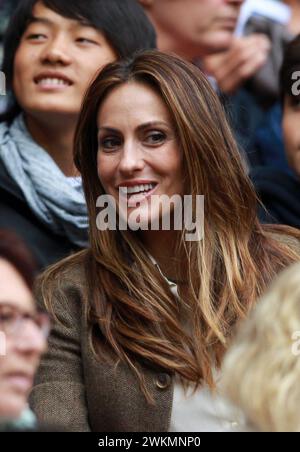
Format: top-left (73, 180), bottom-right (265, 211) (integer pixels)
top-left (136, 121), bottom-right (169, 131)
top-left (98, 122), bottom-right (169, 134)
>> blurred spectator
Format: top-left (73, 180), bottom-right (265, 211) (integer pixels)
top-left (205, 0), bottom-right (292, 104)
top-left (203, 0), bottom-right (298, 164)
top-left (249, 0), bottom-right (300, 170)
top-left (251, 34), bottom-right (300, 229)
top-left (0, 230), bottom-right (48, 431)
top-left (222, 261), bottom-right (300, 432)
top-left (0, 0), bottom-right (156, 270)
top-left (138, 0), bottom-right (245, 60)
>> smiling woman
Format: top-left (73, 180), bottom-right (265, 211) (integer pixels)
top-left (0, 0), bottom-right (156, 270)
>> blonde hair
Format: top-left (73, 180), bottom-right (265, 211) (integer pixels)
top-left (222, 262), bottom-right (300, 432)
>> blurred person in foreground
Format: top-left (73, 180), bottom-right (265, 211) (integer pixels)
top-left (0, 230), bottom-right (49, 431)
top-left (222, 261), bottom-right (300, 432)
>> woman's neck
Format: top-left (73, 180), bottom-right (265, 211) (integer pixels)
top-left (140, 229), bottom-right (187, 282)
top-left (24, 114), bottom-right (79, 177)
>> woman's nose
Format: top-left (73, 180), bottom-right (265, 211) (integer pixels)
top-left (118, 142), bottom-right (145, 174)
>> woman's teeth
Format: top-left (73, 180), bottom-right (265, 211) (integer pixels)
top-left (120, 183), bottom-right (156, 195)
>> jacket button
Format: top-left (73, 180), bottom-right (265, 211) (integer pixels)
top-left (155, 373), bottom-right (172, 390)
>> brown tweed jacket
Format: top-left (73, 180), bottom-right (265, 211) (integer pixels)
top-left (29, 232), bottom-right (300, 432)
top-left (29, 256), bottom-right (174, 432)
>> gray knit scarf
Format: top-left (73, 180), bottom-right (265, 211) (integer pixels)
top-left (0, 114), bottom-right (88, 247)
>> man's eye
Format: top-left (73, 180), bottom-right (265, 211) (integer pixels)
top-left (145, 132), bottom-right (166, 145)
top-left (76, 37), bottom-right (98, 45)
top-left (99, 137), bottom-right (122, 151)
top-left (27, 33), bottom-right (47, 41)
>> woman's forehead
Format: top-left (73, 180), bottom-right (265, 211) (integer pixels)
top-left (97, 83), bottom-right (172, 127)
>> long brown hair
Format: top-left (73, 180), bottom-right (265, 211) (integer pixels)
top-left (43, 50), bottom-right (300, 403)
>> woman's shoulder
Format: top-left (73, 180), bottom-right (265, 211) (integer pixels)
top-left (38, 248), bottom-right (87, 283)
top-left (35, 250), bottom-right (89, 318)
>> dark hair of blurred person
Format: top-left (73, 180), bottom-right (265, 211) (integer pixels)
top-left (0, 229), bottom-right (37, 289)
top-left (0, 0), bottom-right (156, 270)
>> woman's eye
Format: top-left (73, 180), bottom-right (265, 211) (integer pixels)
top-left (99, 137), bottom-right (122, 151)
top-left (145, 132), bottom-right (166, 145)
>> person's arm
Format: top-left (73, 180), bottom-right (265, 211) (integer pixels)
top-left (29, 278), bottom-right (91, 432)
